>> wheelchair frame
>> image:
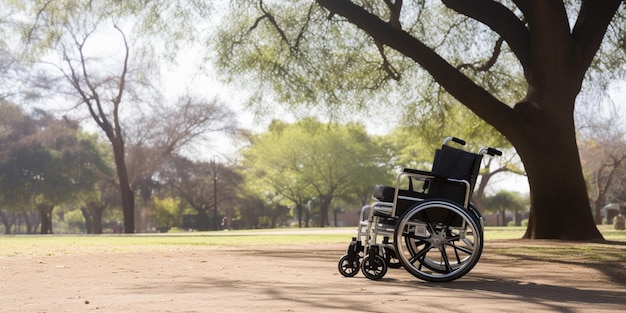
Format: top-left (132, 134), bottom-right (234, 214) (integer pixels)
top-left (338, 137), bottom-right (501, 282)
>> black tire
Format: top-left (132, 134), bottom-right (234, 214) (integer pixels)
top-left (393, 200), bottom-right (483, 282)
top-left (338, 254), bottom-right (360, 277)
top-left (361, 254), bottom-right (388, 280)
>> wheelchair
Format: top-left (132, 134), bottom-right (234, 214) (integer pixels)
top-left (338, 137), bottom-right (501, 282)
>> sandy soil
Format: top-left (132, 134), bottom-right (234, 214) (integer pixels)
top-left (1, 240), bottom-right (625, 313)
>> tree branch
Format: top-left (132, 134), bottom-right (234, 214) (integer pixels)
top-left (571, 0), bottom-right (622, 73)
top-left (442, 0), bottom-right (530, 73)
top-left (383, 0), bottom-right (403, 30)
top-left (250, 0), bottom-right (291, 46)
top-left (315, 0), bottom-right (516, 136)
top-left (457, 37), bottom-right (504, 72)
top-left (112, 24), bottom-right (130, 141)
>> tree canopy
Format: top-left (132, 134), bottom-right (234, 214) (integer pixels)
top-left (215, 0), bottom-right (626, 240)
top-left (239, 118), bottom-right (391, 227)
top-left (0, 102), bottom-right (111, 233)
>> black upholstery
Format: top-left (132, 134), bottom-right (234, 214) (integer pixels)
top-left (427, 145), bottom-right (482, 204)
top-left (391, 144), bottom-right (483, 218)
top-left (373, 184), bottom-right (395, 202)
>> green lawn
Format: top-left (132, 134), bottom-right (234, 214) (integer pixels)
top-left (1, 225), bottom-right (624, 259)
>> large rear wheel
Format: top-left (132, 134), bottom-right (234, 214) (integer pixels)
top-left (393, 200), bottom-right (483, 282)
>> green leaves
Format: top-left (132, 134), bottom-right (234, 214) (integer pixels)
top-left (239, 118), bottom-right (391, 225)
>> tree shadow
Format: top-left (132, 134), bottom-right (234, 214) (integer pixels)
top-left (417, 276), bottom-right (626, 312)
top-left (490, 242), bottom-right (626, 287)
top-left (117, 244), bottom-right (626, 312)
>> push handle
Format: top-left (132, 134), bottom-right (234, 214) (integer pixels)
top-left (443, 137), bottom-right (466, 146)
top-left (479, 147), bottom-right (503, 156)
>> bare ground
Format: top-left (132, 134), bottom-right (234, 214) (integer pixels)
top-left (1, 240), bottom-right (625, 313)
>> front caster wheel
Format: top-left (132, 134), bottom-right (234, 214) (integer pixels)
top-left (361, 254), bottom-right (387, 280)
top-left (338, 254), bottom-right (360, 277)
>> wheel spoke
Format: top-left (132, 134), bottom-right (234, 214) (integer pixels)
top-left (446, 241), bottom-right (474, 255)
top-left (408, 242), bottom-right (433, 265)
top-left (438, 246), bottom-right (453, 273)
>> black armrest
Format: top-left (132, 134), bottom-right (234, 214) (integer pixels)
top-left (402, 168), bottom-right (448, 180)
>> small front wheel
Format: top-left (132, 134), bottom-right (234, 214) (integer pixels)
top-left (361, 254), bottom-right (387, 280)
top-left (338, 254), bottom-right (360, 277)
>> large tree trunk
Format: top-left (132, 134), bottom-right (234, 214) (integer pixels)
top-left (510, 103), bottom-right (602, 240)
top-left (318, 195), bottom-right (332, 227)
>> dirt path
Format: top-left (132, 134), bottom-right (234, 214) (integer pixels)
top-left (1, 241), bottom-right (625, 312)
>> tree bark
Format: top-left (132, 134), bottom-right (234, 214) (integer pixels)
top-left (82, 202), bottom-right (106, 234)
top-left (111, 136), bottom-right (135, 233)
top-left (296, 204), bottom-right (304, 228)
top-left (36, 204), bottom-right (54, 234)
top-left (90, 202), bottom-right (105, 234)
top-left (23, 213), bottom-right (34, 234)
top-left (510, 108), bottom-right (602, 239)
top-left (0, 209), bottom-right (11, 234)
top-left (80, 207), bottom-right (93, 234)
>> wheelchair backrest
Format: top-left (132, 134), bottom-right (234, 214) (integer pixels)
top-left (428, 145), bottom-right (483, 204)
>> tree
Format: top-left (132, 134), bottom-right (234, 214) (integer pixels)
top-left (158, 155), bottom-right (242, 230)
top-left (579, 135), bottom-right (626, 224)
top-left (216, 1), bottom-right (626, 240)
top-left (484, 190), bottom-right (527, 226)
top-left (0, 108), bottom-right (109, 234)
top-left (240, 118), bottom-right (391, 227)
top-left (124, 96), bottom-right (237, 232)
top-left (7, 1), bottom-right (232, 233)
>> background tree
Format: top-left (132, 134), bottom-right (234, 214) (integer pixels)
top-left (8, 1), bottom-right (233, 232)
top-left (123, 96), bottom-right (237, 232)
top-left (0, 101), bottom-right (35, 233)
top-left (484, 190), bottom-right (528, 226)
top-left (0, 109), bottom-right (109, 234)
top-left (79, 172), bottom-right (118, 234)
top-left (151, 197), bottom-right (184, 232)
top-left (579, 134), bottom-right (626, 224)
top-left (158, 155), bottom-right (242, 231)
top-left (240, 119), bottom-right (391, 227)
top-left (216, 0), bottom-right (626, 240)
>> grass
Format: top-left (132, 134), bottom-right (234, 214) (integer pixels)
top-left (484, 225), bottom-right (626, 241)
top-left (0, 228), bottom-right (353, 257)
top-left (491, 244), bottom-right (626, 263)
top-left (1, 225), bottom-right (624, 260)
